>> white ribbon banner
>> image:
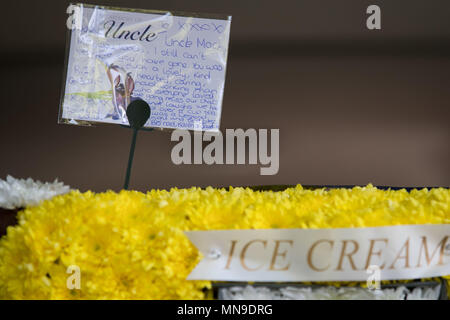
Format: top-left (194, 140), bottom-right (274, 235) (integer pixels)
top-left (186, 224), bottom-right (450, 281)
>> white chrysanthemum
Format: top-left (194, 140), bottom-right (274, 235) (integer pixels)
top-left (0, 175), bottom-right (70, 209)
top-left (220, 285), bottom-right (441, 300)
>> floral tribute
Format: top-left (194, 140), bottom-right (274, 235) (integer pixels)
top-left (0, 185), bottom-right (448, 299)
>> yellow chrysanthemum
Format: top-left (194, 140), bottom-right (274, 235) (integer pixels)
top-left (0, 185), bottom-right (448, 299)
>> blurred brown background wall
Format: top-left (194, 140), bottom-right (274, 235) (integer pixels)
top-left (1, 0), bottom-right (449, 191)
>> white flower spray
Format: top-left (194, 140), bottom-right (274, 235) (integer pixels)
top-left (220, 285), bottom-right (441, 300)
top-left (0, 176), bottom-right (70, 210)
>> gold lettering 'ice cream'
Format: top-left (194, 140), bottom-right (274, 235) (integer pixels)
top-left (188, 225), bottom-right (449, 281)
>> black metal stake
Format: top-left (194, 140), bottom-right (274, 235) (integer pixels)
top-left (121, 99), bottom-right (151, 190)
top-left (123, 128), bottom-right (138, 190)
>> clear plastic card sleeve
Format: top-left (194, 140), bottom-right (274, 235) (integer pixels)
top-left (59, 3), bottom-right (231, 132)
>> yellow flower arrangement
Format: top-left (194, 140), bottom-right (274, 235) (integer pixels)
top-left (0, 185), bottom-right (448, 299)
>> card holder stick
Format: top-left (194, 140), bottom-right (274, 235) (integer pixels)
top-left (121, 99), bottom-right (151, 190)
top-left (123, 128), bottom-right (138, 190)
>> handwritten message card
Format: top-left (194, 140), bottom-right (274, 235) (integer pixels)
top-left (60, 4), bottom-right (231, 131)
